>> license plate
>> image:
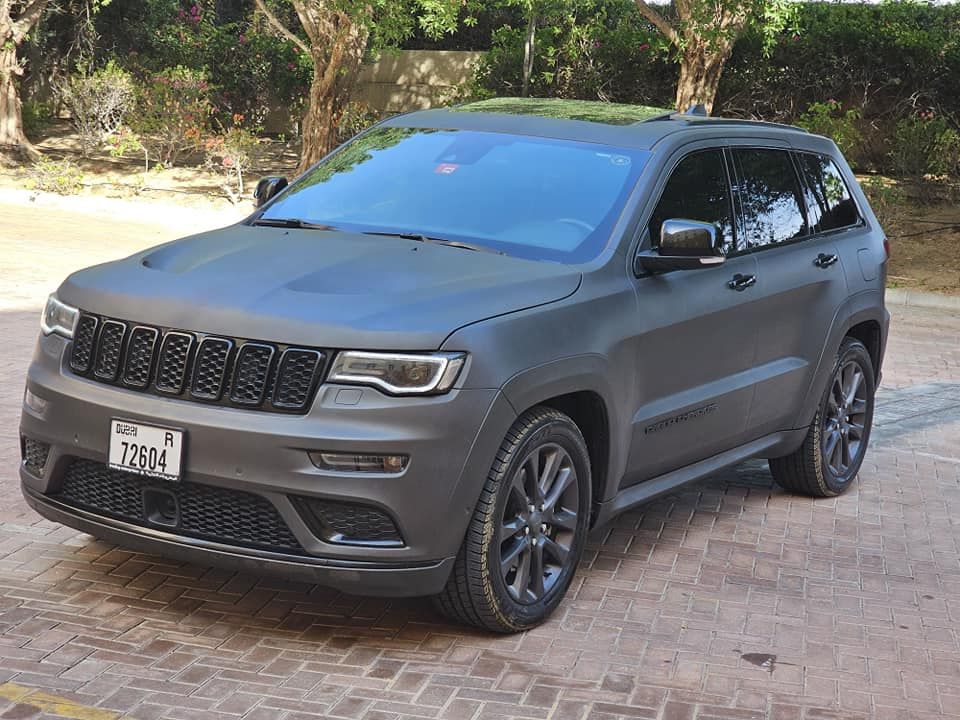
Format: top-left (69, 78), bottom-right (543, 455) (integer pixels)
top-left (108, 419), bottom-right (183, 482)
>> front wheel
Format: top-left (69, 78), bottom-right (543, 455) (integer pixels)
top-left (770, 337), bottom-right (876, 497)
top-left (434, 407), bottom-right (591, 633)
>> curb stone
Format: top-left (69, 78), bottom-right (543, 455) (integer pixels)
top-left (886, 288), bottom-right (960, 311)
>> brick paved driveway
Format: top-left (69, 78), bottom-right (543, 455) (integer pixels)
top-left (2, 202), bottom-right (960, 720)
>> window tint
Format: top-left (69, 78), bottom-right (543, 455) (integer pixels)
top-left (649, 149), bottom-right (734, 251)
top-left (734, 149), bottom-right (807, 251)
top-left (798, 153), bottom-right (860, 232)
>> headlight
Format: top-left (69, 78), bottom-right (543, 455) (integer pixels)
top-left (40, 295), bottom-right (79, 339)
top-left (329, 351), bottom-right (467, 395)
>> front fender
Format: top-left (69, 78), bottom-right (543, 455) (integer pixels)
top-left (499, 354), bottom-right (628, 504)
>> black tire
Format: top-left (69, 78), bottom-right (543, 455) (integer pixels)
top-left (433, 406), bottom-right (592, 633)
top-left (770, 337), bottom-right (875, 497)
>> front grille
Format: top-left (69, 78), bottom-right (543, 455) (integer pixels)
top-left (291, 496), bottom-right (403, 546)
top-left (69, 312), bottom-right (328, 413)
top-left (191, 338), bottom-right (232, 400)
top-left (69, 315), bottom-right (98, 373)
top-left (55, 459), bottom-right (305, 554)
top-left (21, 437), bottom-right (51, 475)
top-left (94, 320), bottom-right (126, 380)
top-left (123, 327), bottom-right (158, 388)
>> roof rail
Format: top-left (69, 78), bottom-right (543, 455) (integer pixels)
top-left (640, 112), bottom-right (807, 133)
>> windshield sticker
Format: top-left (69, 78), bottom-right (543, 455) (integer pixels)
top-left (434, 163), bottom-right (460, 175)
top-left (595, 152), bottom-right (631, 167)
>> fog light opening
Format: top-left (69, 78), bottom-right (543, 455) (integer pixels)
top-left (309, 452), bottom-right (409, 474)
top-left (24, 388), bottom-right (49, 414)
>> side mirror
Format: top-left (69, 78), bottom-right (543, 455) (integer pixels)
top-left (254, 176), bottom-right (288, 207)
top-left (634, 219), bottom-right (726, 274)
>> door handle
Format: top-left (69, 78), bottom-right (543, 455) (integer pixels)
top-left (814, 253), bottom-right (839, 268)
top-left (727, 273), bottom-right (757, 291)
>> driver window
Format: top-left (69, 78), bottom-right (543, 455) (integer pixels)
top-left (649, 149), bottom-right (735, 252)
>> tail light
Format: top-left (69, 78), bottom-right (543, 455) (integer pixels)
top-left (883, 237), bottom-right (890, 260)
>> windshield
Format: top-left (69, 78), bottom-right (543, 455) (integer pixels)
top-left (259, 127), bottom-right (650, 263)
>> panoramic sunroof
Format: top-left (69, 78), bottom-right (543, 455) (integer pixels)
top-left (455, 97), bottom-right (671, 126)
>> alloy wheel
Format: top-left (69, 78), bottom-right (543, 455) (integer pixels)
top-left (499, 443), bottom-right (580, 604)
top-left (822, 359), bottom-right (869, 477)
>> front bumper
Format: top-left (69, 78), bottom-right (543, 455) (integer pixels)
top-left (22, 484), bottom-right (456, 595)
top-left (19, 333), bottom-right (516, 596)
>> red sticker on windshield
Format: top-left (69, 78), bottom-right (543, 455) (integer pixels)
top-left (435, 163), bottom-right (460, 175)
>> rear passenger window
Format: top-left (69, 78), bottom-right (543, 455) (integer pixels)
top-left (797, 154), bottom-right (860, 232)
top-left (733, 149), bottom-right (807, 251)
top-left (649, 149), bottom-right (734, 251)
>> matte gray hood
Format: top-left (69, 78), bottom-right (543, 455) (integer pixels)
top-left (58, 225), bottom-right (582, 350)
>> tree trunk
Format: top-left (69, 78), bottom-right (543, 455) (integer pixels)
top-left (521, 12), bottom-right (537, 98)
top-left (674, 41), bottom-right (730, 115)
top-left (0, 38), bottom-right (38, 158)
top-left (298, 17), bottom-right (369, 173)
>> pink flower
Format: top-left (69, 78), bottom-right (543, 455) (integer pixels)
top-left (287, 62), bottom-right (296, 70)
top-left (639, 43), bottom-right (650, 51)
top-left (239, 33), bottom-right (248, 44)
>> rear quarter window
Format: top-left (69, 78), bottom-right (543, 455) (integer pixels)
top-left (797, 153), bottom-right (861, 233)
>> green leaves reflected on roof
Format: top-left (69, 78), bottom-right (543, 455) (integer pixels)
top-left (455, 98), bottom-right (671, 126)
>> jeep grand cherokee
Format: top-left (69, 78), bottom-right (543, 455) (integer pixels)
top-left (20, 99), bottom-right (889, 632)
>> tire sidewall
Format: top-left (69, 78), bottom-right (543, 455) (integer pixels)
top-left (484, 416), bottom-right (591, 631)
top-left (816, 340), bottom-right (876, 495)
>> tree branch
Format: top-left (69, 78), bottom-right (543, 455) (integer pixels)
top-left (11, 0), bottom-right (49, 42)
top-left (253, 0), bottom-right (311, 55)
top-left (633, 0), bottom-right (679, 46)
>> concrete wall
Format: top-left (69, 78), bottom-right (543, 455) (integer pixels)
top-left (353, 50), bottom-right (485, 114)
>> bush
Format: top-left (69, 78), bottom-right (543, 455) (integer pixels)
top-left (59, 62), bottom-right (136, 156)
top-left (797, 101), bottom-right (864, 166)
top-left (204, 119), bottom-right (259, 201)
top-left (129, 66), bottom-right (213, 167)
top-left (22, 99), bottom-right (54, 137)
top-left (889, 112), bottom-right (960, 198)
top-left (25, 158), bottom-right (84, 195)
top-left (860, 176), bottom-right (904, 231)
top-left (336, 101), bottom-right (382, 144)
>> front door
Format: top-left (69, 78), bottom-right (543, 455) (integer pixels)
top-left (622, 148), bottom-right (764, 486)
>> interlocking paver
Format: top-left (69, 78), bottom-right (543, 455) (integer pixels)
top-left (3, 201), bottom-right (960, 718)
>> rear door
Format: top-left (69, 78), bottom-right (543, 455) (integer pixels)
top-left (729, 146), bottom-right (852, 437)
top-left (622, 147), bottom-right (762, 486)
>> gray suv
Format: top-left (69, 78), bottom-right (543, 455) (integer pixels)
top-left (20, 100), bottom-right (889, 632)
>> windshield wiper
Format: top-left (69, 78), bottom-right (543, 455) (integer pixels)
top-left (251, 217), bottom-right (340, 231)
top-left (364, 231), bottom-right (503, 255)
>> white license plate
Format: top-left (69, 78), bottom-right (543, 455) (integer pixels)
top-left (108, 419), bottom-right (183, 482)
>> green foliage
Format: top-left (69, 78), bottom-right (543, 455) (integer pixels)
top-left (59, 61), bottom-right (136, 156)
top-left (128, 66), bottom-right (213, 167)
top-left (95, 1), bottom-right (312, 129)
top-left (860, 175), bottom-right (904, 231)
top-left (475, 0), bottom-right (672, 103)
top-left (21, 100), bottom-right (53, 136)
top-left (335, 101), bottom-right (382, 144)
top-left (25, 158), bottom-right (84, 195)
top-left (889, 112), bottom-right (960, 197)
top-left (458, 97), bottom-right (668, 124)
top-left (797, 100), bottom-right (863, 162)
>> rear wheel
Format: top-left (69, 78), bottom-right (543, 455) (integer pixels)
top-left (434, 407), bottom-right (591, 633)
top-left (770, 337), bottom-right (875, 497)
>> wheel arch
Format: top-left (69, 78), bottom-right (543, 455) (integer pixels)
top-left (794, 291), bottom-right (888, 430)
top-left (499, 355), bottom-right (627, 520)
